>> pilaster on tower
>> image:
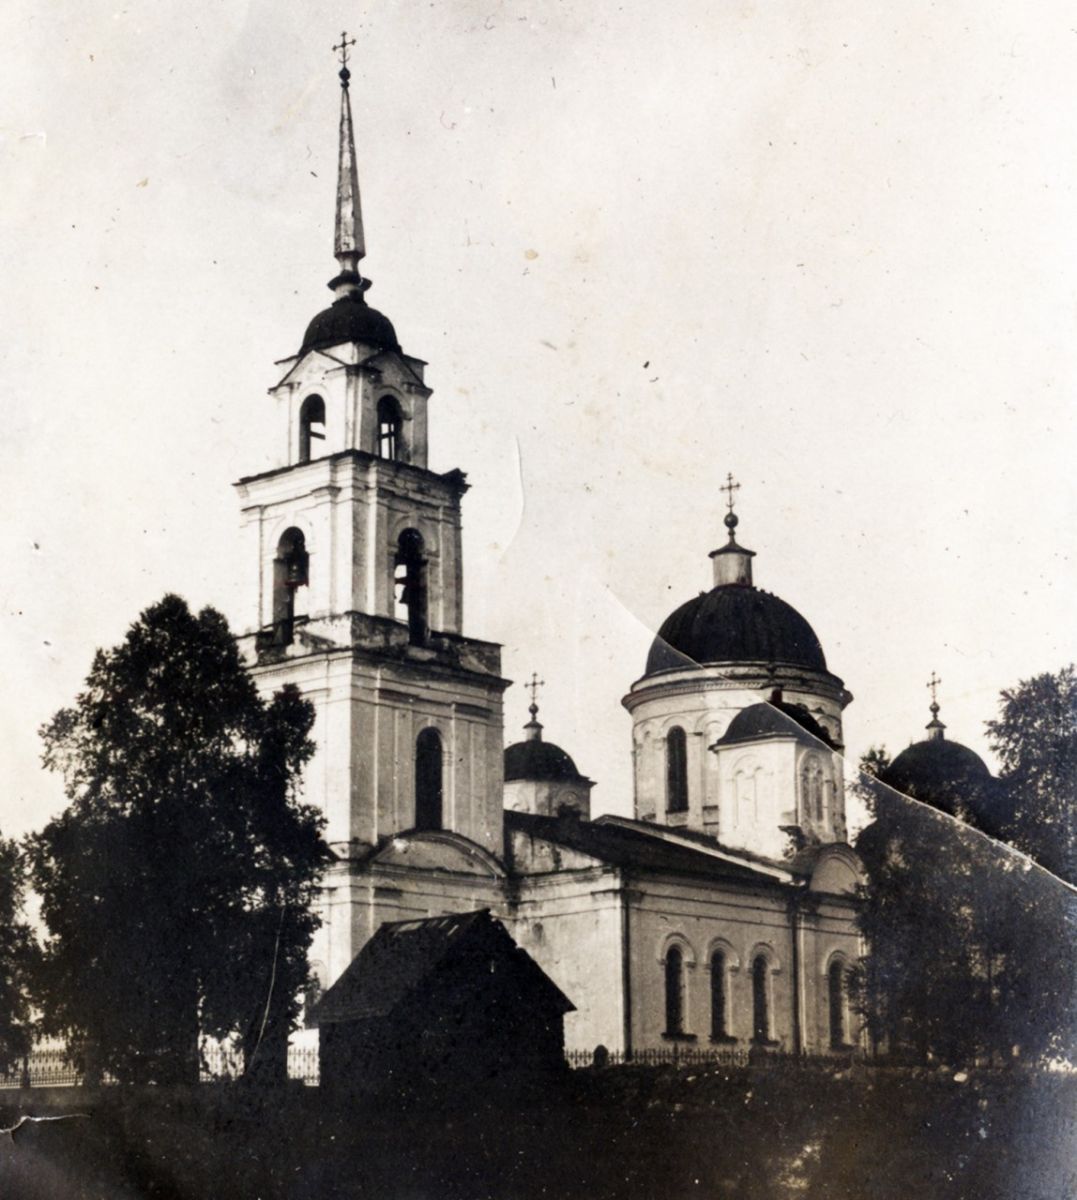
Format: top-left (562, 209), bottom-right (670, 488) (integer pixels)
top-left (231, 39), bottom-right (508, 879)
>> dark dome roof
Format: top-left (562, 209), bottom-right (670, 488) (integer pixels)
top-left (504, 738), bottom-right (586, 783)
top-left (646, 585), bottom-right (827, 676)
top-left (716, 700), bottom-right (835, 749)
top-left (881, 737), bottom-right (993, 817)
top-left (301, 293), bottom-right (400, 356)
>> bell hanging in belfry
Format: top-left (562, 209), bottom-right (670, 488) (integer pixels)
top-left (285, 552), bottom-right (307, 589)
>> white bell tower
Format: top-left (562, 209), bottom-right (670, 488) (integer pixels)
top-left (233, 41), bottom-right (508, 974)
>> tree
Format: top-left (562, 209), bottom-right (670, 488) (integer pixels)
top-left (985, 665), bottom-right (1077, 885)
top-left (853, 751), bottom-right (1000, 1065)
top-left (0, 836), bottom-right (35, 1074)
top-left (29, 594), bottom-right (329, 1084)
top-left (855, 690), bottom-right (1077, 1067)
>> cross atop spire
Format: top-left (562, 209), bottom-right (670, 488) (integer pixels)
top-left (330, 32), bottom-right (367, 293)
top-left (524, 672), bottom-right (545, 741)
top-left (333, 31), bottom-right (357, 76)
top-left (925, 671), bottom-right (946, 740)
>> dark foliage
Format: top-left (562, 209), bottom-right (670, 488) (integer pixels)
top-left (854, 670), bottom-right (1077, 1067)
top-left (0, 836), bottom-right (35, 1072)
top-left (29, 594), bottom-right (330, 1084)
top-left (985, 665), bottom-right (1077, 885)
top-left (1, 1066), bottom-right (1073, 1200)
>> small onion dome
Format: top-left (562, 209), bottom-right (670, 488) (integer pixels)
top-left (647, 587), bottom-right (827, 676)
top-left (301, 292), bottom-right (400, 356)
top-left (714, 697), bottom-right (836, 750)
top-left (504, 738), bottom-right (589, 783)
top-left (881, 738), bottom-right (992, 818)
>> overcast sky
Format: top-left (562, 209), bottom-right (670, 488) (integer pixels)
top-left (2, 1), bottom-right (1074, 838)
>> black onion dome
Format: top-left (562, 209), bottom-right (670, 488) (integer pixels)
top-left (301, 293), bottom-right (400, 356)
top-left (881, 739), bottom-right (993, 818)
top-left (715, 700), bottom-right (835, 749)
top-left (504, 739), bottom-right (586, 783)
top-left (646, 586), bottom-right (827, 676)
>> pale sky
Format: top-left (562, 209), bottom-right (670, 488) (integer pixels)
top-left (2, 2), bottom-right (1075, 839)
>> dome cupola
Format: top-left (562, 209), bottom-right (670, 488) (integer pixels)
top-left (880, 675), bottom-right (995, 821)
top-left (622, 476), bottom-right (850, 856)
top-left (503, 676), bottom-right (594, 819)
top-left (646, 476), bottom-right (827, 678)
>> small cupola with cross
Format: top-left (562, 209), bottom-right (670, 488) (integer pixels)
top-left (504, 675), bottom-right (595, 819)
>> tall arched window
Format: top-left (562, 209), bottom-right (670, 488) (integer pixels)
top-left (710, 950), bottom-right (729, 1041)
top-left (415, 728), bottom-right (443, 831)
top-left (828, 960), bottom-right (848, 1050)
top-left (394, 528), bottom-right (427, 644)
top-left (800, 757), bottom-right (824, 822)
top-left (272, 527), bottom-right (308, 646)
top-left (751, 954), bottom-right (771, 1044)
top-left (377, 396), bottom-right (402, 461)
top-left (664, 945), bottom-right (685, 1036)
top-left (666, 726), bottom-right (688, 814)
top-left (298, 395), bottom-right (326, 464)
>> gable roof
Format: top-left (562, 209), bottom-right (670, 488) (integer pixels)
top-left (505, 810), bottom-right (795, 885)
top-left (313, 909), bottom-right (574, 1026)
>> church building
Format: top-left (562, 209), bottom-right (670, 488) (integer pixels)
top-left (233, 48), bottom-right (864, 1060)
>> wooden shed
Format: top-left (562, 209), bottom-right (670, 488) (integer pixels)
top-left (314, 909), bottom-right (574, 1095)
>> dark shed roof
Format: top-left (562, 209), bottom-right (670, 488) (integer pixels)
top-left (314, 909), bottom-right (573, 1026)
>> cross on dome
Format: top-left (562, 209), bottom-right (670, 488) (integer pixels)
top-left (720, 472), bottom-right (741, 515)
top-left (720, 472), bottom-right (743, 544)
top-left (526, 672), bottom-right (545, 718)
top-left (925, 671), bottom-right (946, 740)
top-left (524, 673), bottom-right (546, 741)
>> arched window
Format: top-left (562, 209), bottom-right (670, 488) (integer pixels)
top-left (800, 757), bottom-right (824, 822)
top-left (710, 950), bottom-right (729, 1041)
top-left (751, 954), bottom-right (771, 1044)
top-left (828, 960), bottom-right (848, 1050)
top-left (735, 763), bottom-right (762, 825)
top-left (664, 945), bottom-right (685, 1036)
top-left (394, 528), bottom-right (427, 644)
top-left (415, 728), bottom-right (443, 831)
top-left (298, 395), bottom-right (326, 464)
top-left (666, 726), bottom-right (688, 814)
top-left (272, 527), bottom-right (308, 646)
top-left (377, 396), bottom-right (402, 461)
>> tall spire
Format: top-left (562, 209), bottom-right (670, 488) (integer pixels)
top-left (330, 32), bottom-right (367, 298)
top-left (709, 472), bottom-right (756, 587)
top-left (925, 671), bottom-right (946, 741)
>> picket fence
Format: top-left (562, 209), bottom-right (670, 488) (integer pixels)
top-left (0, 1043), bottom-right (320, 1089)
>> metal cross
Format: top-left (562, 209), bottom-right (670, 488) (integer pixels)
top-left (526, 672), bottom-right (545, 708)
top-left (720, 472), bottom-right (741, 514)
top-left (333, 31), bottom-right (357, 68)
top-left (927, 671), bottom-right (942, 707)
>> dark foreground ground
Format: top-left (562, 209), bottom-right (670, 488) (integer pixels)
top-left (0, 1063), bottom-right (1072, 1199)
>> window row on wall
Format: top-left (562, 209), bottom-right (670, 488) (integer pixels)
top-left (661, 939), bottom-right (852, 1050)
top-left (296, 393), bottom-right (405, 464)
